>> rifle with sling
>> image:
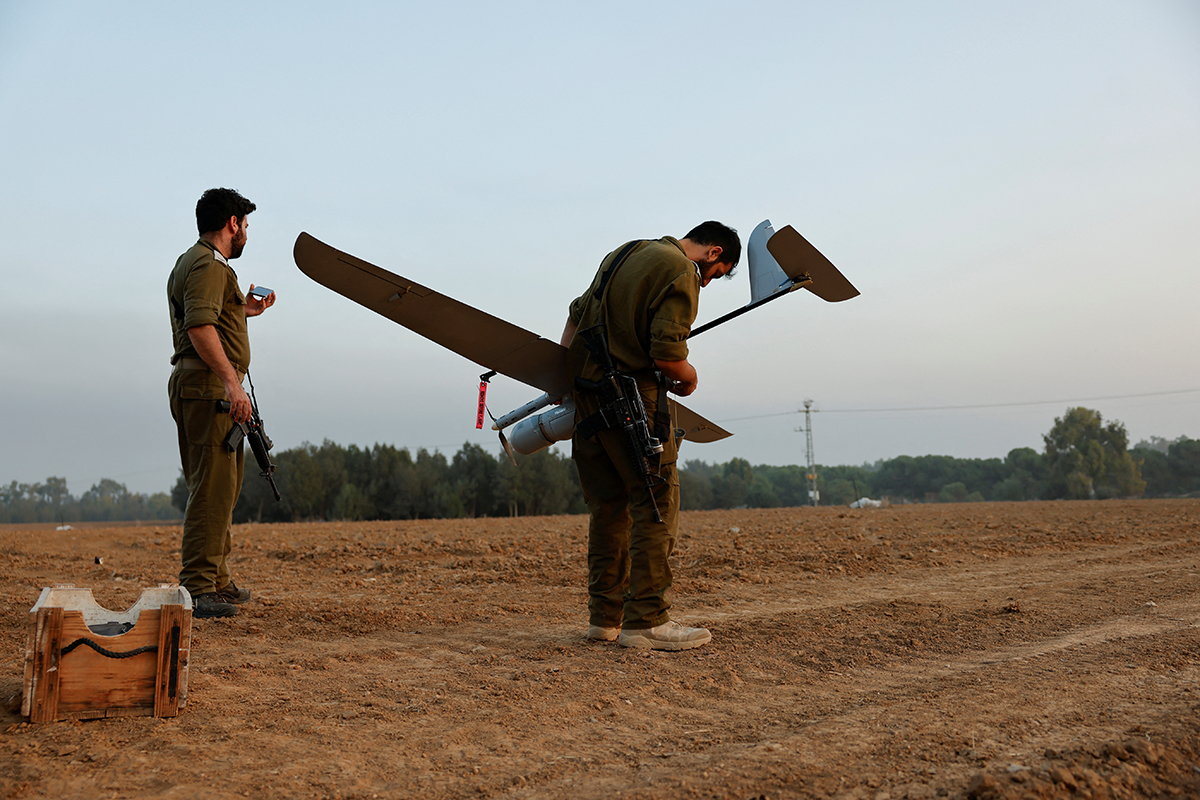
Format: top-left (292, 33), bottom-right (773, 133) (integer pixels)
top-left (573, 324), bottom-right (667, 523)
top-left (217, 372), bottom-right (281, 501)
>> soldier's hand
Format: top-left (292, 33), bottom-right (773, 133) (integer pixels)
top-left (226, 382), bottom-right (253, 423)
top-left (245, 284), bottom-right (276, 317)
top-left (668, 377), bottom-right (698, 397)
top-left (654, 358), bottom-right (698, 397)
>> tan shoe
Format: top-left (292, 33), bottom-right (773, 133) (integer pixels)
top-left (586, 625), bottom-right (620, 641)
top-left (619, 621), bottom-right (711, 651)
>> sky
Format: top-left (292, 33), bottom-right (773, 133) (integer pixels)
top-left (1, 1), bottom-right (1197, 497)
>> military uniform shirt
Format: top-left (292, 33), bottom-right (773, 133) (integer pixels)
top-left (566, 236), bottom-right (700, 382)
top-left (167, 239), bottom-right (250, 373)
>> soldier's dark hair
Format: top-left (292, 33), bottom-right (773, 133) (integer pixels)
top-left (684, 221), bottom-right (741, 270)
top-left (196, 188), bottom-right (256, 235)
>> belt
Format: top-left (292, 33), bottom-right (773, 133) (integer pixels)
top-left (173, 357), bottom-right (246, 382)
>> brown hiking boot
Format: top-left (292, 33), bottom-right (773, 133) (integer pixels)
top-left (192, 592), bottom-right (238, 619)
top-left (216, 580), bottom-right (251, 604)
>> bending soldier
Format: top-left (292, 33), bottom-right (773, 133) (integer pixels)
top-left (561, 221), bottom-right (740, 651)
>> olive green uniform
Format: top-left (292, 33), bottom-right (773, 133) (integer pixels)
top-left (566, 237), bottom-right (700, 630)
top-left (167, 240), bottom-right (250, 597)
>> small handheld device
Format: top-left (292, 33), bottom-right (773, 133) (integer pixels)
top-left (248, 285), bottom-right (273, 298)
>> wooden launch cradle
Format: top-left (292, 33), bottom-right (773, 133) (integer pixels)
top-left (22, 585), bottom-right (192, 723)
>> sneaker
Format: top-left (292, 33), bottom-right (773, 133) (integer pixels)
top-left (586, 625), bottom-right (620, 642)
top-left (192, 592), bottom-right (238, 619)
top-left (619, 621), bottom-right (711, 651)
top-left (216, 580), bottom-right (251, 604)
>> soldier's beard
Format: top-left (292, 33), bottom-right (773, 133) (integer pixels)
top-left (230, 230), bottom-right (247, 259)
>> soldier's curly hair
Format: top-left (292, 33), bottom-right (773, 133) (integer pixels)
top-left (195, 188), bottom-right (256, 235)
top-left (685, 221), bottom-right (741, 272)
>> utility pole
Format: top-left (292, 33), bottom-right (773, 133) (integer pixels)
top-left (797, 399), bottom-right (818, 507)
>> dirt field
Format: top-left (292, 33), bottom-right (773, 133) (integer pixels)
top-left (2, 500), bottom-right (1199, 799)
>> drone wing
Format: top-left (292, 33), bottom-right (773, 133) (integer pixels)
top-left (294, 232), bottom-right (572, 397)
top-left (293, 232), bottom-right (732, 444)
top-left (673, 405), bottom-right (731, 443)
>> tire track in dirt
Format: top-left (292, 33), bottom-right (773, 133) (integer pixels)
top-left (701, 535), bottom-right (1198, 624)
top-left (666, 532), bottom-right (1200, 797)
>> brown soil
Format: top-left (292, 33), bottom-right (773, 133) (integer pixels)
top-left (3, 500), bottom-right (1199, 799)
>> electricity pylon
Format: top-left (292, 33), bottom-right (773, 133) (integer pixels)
top-left (796, 399), bottom-right (818, 506)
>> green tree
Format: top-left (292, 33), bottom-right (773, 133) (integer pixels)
top-left (499, 448), bottom-right (583, 516)
top-left (79, 479), bottom-right (131, 521)
top-left (413, 448), bottom-right (458, 518)
top-left (1131, 445), bottom-right (1173, 496)
top-left (873, 455), bottom-right (959, 501)
top-left (711, 457), bottom-right (752, 508)
top-left (331, 483), bottom-right (368, 520)
top-left (679, 460), bottom-right (716, 510)
top-left (823, 477), bottom-right (857, 505)
top-left (938, 482), bottom-right (973, 503)
top-left (1, 481), bottom-right (37, 523)
top-left (40, 477), bottom-right (70, 521)
top-left (450, 442), bottom-right (501, 517)
top-left (818, 464), bottom-right (876, 505)
top-left (1167, 437), bottom-right (1200, 495)
top-left (987, 447), bottom-right (1043, 501)
top-left (745, 474), bottom-right (780, 508)
top-left (235, 457), bottom-right (282, 522)
top-left (368, 444), bottom-right (418, 519)
top-left (754, 464), bottom-right (809, 507)
top-left (1042, 407), bottom-right (1145, 499)
top-left (277, 446), bottom-right (324, 519)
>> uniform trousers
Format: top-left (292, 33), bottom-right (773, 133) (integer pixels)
top-left (167, 368), bottom-right (244, 596)
top-left (573, 387), bottom-right (679, 630)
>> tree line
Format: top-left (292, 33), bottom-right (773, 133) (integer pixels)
top-left (696, 408), bottom-right (1195, 507)
top-left (206, 406), bottom-right (1200, 522)
top-left (5, 407), bottom-right (1197, 524)
top-left (0, 477), bottom-right (179, 525)
top-left (211, 441), bottom-right (588, 524)
top-left (681, 407), bottom-right (1195, 506)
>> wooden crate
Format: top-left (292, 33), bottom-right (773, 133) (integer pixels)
top-left (22, 585), bottom-right (192, 723)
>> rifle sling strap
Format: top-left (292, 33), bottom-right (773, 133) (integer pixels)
top-left (592, 239), bottom-right (645, 301)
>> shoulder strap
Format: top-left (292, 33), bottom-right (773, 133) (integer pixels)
top-left (591, 239), bottom-right (644, 302)
top-left (167, 271), bottom-right (185, 322)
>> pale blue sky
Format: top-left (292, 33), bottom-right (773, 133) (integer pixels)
top-left (1, 1), bottom-right (1197, 496)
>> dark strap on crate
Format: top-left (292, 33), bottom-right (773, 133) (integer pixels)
top-left (60, 638), bottom-right (158, 659)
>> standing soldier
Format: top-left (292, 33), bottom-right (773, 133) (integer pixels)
top-left (167, 188), bottom-right (276, 618)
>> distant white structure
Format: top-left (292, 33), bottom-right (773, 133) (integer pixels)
top-left (850, 497), bottom-right (882, 509)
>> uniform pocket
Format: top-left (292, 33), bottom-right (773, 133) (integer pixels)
top-left (173, 372), bottom-right (231, 446)
top-left (180, 382), bottom-right (223, 401)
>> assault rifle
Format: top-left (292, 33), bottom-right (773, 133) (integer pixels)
top-left (217, 376), bottom-right (281, 501)
top-left (573, 324), bottom-right (666, 522)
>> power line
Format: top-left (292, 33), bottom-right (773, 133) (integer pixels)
top-left (717, 388), bottom-right (1200, 424)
